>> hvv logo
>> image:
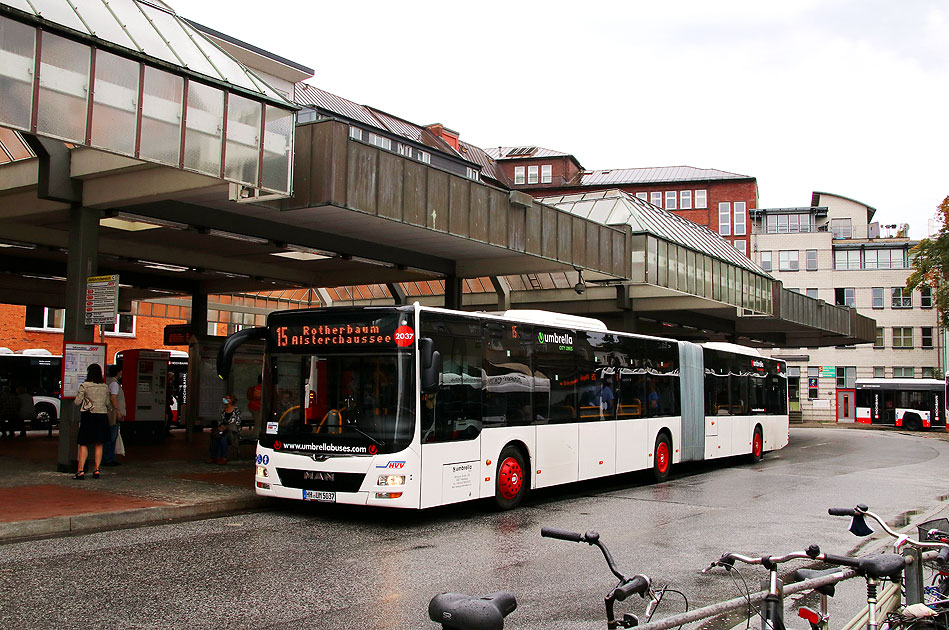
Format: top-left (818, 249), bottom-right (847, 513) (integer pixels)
top-left (376, 461), bottom-right (406, 469)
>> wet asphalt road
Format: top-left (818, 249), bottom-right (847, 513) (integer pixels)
top-left (1, 427), bottom-right (948, 630)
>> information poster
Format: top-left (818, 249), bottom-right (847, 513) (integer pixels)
top-left (62, 342), bottom-right (107, 399)
top-left (85, 274), bottom-right (119, 326)
top-left (819, 366), bottom-right (836, 378)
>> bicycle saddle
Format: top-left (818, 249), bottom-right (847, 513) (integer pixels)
top-left (856, 554), bottom-right (905, 580)
top-left (793, 567), bottom-right (840, 597)
top-left (428, 591), bottom-right (517, 630)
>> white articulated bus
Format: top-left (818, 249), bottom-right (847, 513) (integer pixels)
top-left (217, 305), bottom-right (789, 510)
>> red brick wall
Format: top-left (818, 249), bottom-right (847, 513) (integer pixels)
top-left (0, 303), bottom-right (186, 362)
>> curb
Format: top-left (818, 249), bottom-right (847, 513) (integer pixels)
top-left (0, 495), bottom-right (271, 542)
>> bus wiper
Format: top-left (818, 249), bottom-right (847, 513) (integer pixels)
top-left (348, 424), bottom-right (383, 446)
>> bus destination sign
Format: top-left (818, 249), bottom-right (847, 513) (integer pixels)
top-left (275, 323), bottom-right (409, 349)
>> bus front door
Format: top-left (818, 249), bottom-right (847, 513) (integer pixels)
top-left (836, 389), bottom-right (856, 423)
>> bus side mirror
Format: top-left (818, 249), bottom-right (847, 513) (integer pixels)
top-left (217, 327), bottom-right (267, 380)
top-left (419, 338), bottom-right (442, 394)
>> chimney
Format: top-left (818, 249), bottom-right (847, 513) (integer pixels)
top-left (426, 123), bottom-right (460, 151)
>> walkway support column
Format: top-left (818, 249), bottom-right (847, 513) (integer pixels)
top-left (185, 292), bottom-right (208, 442)
top-left (58, 205), bottom-right (98, 472)
top-left (490, 276), bottom-right (511, 311)
top-left (444, 276), bottom-right (463, 310)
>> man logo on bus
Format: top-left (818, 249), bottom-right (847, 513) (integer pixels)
top-left (394, 325), bottom-right (415, 347)
top-left (273, 441), bottom-right (282, 451)
top-left (368, 444), bottom-right (378, 455)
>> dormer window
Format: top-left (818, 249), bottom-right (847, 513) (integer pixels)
top-left (541, 164), bottom-right (552, 184)
top-left (514, 166), bottom-right (525, 184)
top-left (527, 165), bottom-right (539, 184)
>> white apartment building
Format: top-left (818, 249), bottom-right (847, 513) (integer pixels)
top-left (752, 192), bottom-right (941, 422)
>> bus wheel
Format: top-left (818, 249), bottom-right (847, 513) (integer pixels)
top-left (749, 426), bottom-right (764, 463)
top-left (495, 446), bottom-right (527, 510)
top-left (34, 405), bottom-right (56, 429)
top-left (652, 434), bottom-right (671, 483)
top-left (903, 414), bottom-right (923, 431)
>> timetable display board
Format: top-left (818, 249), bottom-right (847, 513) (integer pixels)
top-left (61, 342), bottom-right (107, 399)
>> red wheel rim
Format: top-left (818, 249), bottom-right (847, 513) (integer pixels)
top-left (656, 442), bottom-right (669, 474)
top-left (753, 432), bottom-right (762, 457)
top-left (498, 457), bottom-right (523, 500)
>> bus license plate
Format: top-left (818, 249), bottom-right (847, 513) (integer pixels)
top-left (303, 490), bottom-right (335, 502)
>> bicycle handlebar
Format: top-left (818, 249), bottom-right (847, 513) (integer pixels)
top-left (828, 504), bottom-right (949, 553)
top-left (540, 527), bottom-right (584, 543)
top-left (708, 547), bottom-right (821, 572)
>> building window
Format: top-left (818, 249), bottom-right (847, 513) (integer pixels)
top-left (367, 132), bottom-right (392, 150)
top-left (527, 165), bottom-right (539, 184)
top-left (102, 314), bottom-right (135, 337)
top-left (664, 191), bottom-right (677, 210)
top-left (872, 287), bottom-right (884, 309)
top-left (922, 326), bottom-right (934, 348)
top-left (836, 366), bottom-right (856, 388)
top-left (514, 166), bottom-right (525, 184)
top-left (806, 288), bottom-right (818, 299)
top-left (760, 251), bottom-right (772, 272)
top-left (765, 213), bottom-right (814, 234)
top-left (873, 366), bottom-right (885, 378)
top-left (891, 287), bottom-right (912, 309)
top-left (835, 287), bottom-right (855, 307)
top-left (830, 218), bottom-right (852, 239)
top-left (864, 249), bottom-right (904, 269)
top-left (733, 202), bottom-right (746, 236)
top-left (680, 190), bottom-right (692, 209)
top-left (349, 125), bottom-right (362, 140)
top-left (466, 167), bottom-right (480, 181)
top-left (920, 287), bottom-right (933, 308)
top-left (778, 250), bottom-right (799, 271)
top-left (718, 202), bottom-right (731, 236)
top-left (650, 191), bottom-right (662, 207)
top-left (893, 366), bottom-right (914, 378)
top-left (923, 367), bottom-right (935, 379)
top-left (806, 249), bottom-right (818, 271)
top-left (733, 240), bottom-right (746, 255)
top-left (635, 192), bottom-right (648, 201)
top-left (808, 366), bottom-right (819, 399)
top-left (833, 250), bottom-right (860, 270)
top-left (418, 151), bottom-right (431, 164)
top-left (892, 327), bottom-right (913, 349)
top-left (24, 306), bottom-right (64, 331)
top-left (397, 143), bottom-right (413, 157)
top-left (541, 164), bottom-right (552, 184)
top-left (874, 327), bottom-right (884, 348)
top-left (695, 190), bottom-right (707, 209)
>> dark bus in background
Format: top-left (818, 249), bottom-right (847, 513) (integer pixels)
top-left (0, 351), bottom-right (62, 427)
top-left (855, 378), bottom-right (946, 431)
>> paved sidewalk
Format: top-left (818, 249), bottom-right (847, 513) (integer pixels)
top-left (0, 428), bottom-right (268, 542)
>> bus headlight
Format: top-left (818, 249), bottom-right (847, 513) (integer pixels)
top-left (256, 466), bottom-right (269, 478)
top-left (378, 474), bottom-right (405, 486)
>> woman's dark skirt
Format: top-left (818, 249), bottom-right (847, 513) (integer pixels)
top-left (76, 411), bottom-right (109, 446)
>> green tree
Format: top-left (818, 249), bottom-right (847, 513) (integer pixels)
top-left (907, 196), bottom-right (949, 327)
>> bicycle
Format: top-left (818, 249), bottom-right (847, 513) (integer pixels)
top-left (428, 527), bottom-right (687, 630)
top-left (704, 544), bottom-right (905, 630)
top-left (540, 527), bottom-right (688, 629)
top-left (829, 505), bottom-right (949, 630)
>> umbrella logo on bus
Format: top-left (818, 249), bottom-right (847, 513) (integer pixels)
top-left (394, 325), bottom-right (415, 347)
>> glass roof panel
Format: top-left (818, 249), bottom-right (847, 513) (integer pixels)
top-left (571, 199), bottom-right (596, 220)
top-left (68, 0), bottom-right (136, 48)
top-left (1, 0), bottom-right (33, 11)
top-left (137, 2), bottom-right (219, 77)
top-left (27, 0), bottom-right (87, 33)
top-left (102, 0), bottom-right (180, 65)
top-left (587, 198), bottom-right (617, 224)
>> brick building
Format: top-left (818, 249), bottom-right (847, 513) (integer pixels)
top-left (484, 147), bottom-right (758, 256)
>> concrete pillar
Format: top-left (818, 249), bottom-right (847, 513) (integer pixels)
top-left (445, 276), bottom-right (463, 310)
top-left (58, 205), bottom-right (98, 472)
top-left (184, 292), bottom-right (208, 442)
top-left (490, 276), bottom-right (511, 311)
top-left (386, 282), bottom-right (407, 306)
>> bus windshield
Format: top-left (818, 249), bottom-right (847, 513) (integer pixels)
top-left (267, 352), bottom-right (415, 454)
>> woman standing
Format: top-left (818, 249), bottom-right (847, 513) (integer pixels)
top-left (73, 363), bottom-right (111, 479)
top-left (209, 394), bottom-right (241, 464)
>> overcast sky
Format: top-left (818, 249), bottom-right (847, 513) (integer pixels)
top-left (182, 1), bottom-right (949, 239)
